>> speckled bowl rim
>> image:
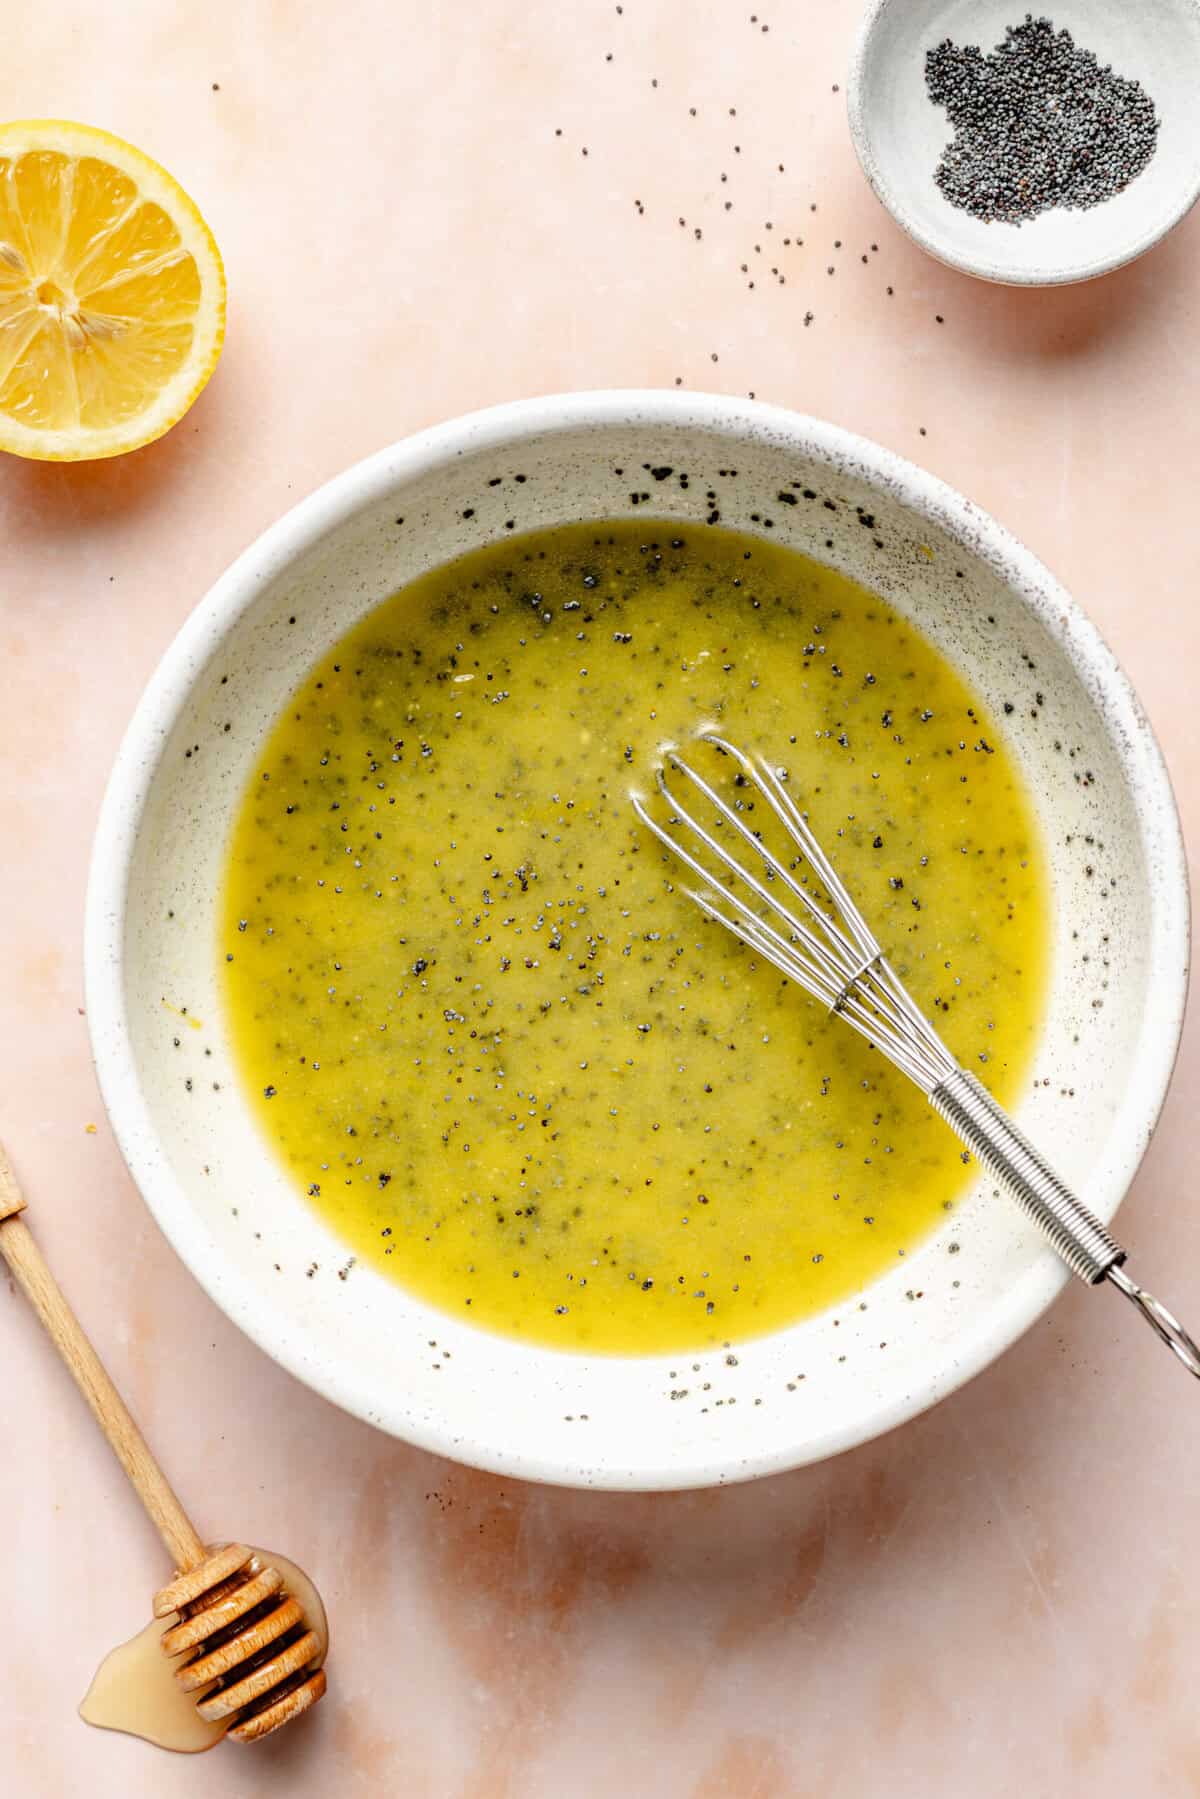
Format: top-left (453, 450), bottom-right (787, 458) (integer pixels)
top-left (846, 0), bottom-right (1200, 287)
top-left (85, 391), bottom-right (1190, 1486)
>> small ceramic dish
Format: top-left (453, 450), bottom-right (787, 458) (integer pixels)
top-left (85, 392), bottom-right (1188, 1490)
top-left (848, 0), bottom-right (1200, 285)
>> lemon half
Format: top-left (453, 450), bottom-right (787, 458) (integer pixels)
top-left (0, 120), bottom-right (225, 460)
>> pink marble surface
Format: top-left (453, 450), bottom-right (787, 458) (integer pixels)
top-left (3, 2), bottom-right (1200, 1793)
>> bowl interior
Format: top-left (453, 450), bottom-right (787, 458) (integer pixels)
top-left (88, 396), bottom-right (1186, 1487)
top-left (849, 0), bottom-right (1200, 285)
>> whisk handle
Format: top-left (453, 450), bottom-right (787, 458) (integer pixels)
top-left (930, 1068), bottom-right (1200, 1381)
top-left (930, 1068), bottom-right (1122, 1283)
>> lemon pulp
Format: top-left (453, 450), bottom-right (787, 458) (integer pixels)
top-left (0, 121), bottom-right (224, 459)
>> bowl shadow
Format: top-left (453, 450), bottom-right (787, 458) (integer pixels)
top-left (0, 372), bottom-right (227, 547)
top-left (327, 1274), bottom-right (1107, 1667)
top-left (916, 200), bottom-right (1200, 365)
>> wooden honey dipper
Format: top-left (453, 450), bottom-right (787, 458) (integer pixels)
top-left (0, 1140), bottom-right (327, 1744)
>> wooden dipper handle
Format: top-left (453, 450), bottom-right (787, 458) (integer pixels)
top-left (0, 1140), bottom-right (205, 1572)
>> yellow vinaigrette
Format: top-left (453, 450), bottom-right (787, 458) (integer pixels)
top-left (221, 522), bottom-right (1048, 1353)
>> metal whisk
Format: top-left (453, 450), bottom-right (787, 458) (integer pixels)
top-left (631, 730), bottom-right (1200, 1381)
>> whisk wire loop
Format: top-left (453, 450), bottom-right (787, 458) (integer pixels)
top-left (634, 733), bottom-right (958, 1094)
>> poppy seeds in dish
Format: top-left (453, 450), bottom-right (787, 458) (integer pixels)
top-left (926, 14), bottom-right (1159, 225)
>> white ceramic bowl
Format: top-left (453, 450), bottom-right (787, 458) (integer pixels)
top-left (86, 392), bottom-right (1188, 1489)
top-left (848, 0), bottom-right (1200, 286)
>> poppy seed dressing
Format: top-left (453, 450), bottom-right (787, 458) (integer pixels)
top-left (219, 521), bottom-right (1049, 1354)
